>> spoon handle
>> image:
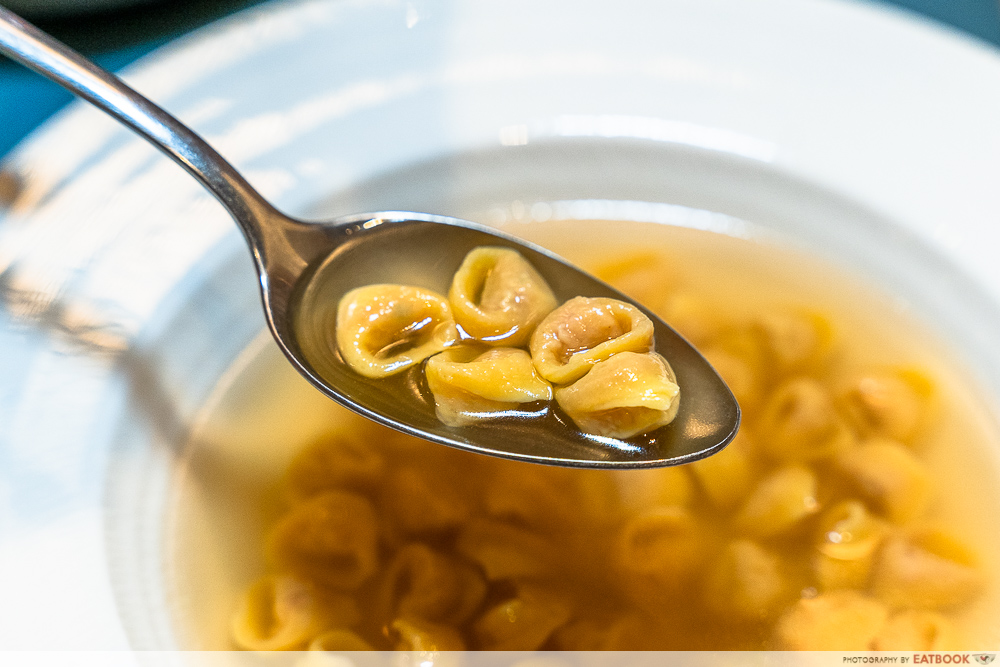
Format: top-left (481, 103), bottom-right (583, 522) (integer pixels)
top-left (0, 6), bottom-right (277, 249)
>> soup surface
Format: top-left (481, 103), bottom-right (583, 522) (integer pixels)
top-left (170, 221), bottom-right (1000, 650)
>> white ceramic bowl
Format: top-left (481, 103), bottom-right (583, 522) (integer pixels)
top-left (2, 0), bottom-right (1000, 650)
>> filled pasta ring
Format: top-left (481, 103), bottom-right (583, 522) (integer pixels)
top-left (336, 284), bottom-right (458, 378)
top-left (554, 351), bottom-right (679, 439)
top-left (230, 575), bottom-right (323, 651)
top-left (378, 543), bottom-right (487, 625)
top-left (774, 591), bottom-right (889, 650)
top-left (530, 296), bottom-right (655, 385)
top-left (703, 539), bottom-right (792, 621)
top-left (870, 525), bottom-right (984, 609)
top-left (265, 490), bottom-right (379, 591)
top-left (425, 346), bottom-right (553, 426)
top-left (449, 246), bottom-right (558, 346)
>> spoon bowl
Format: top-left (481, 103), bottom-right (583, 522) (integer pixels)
top-left (0, 6), bottom-right (739, 466)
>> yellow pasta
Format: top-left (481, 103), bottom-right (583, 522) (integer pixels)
top-left (774, 591), bottom-right (889, 650)
top-left (232, 236), bottom-right (998, 651)
top-left (481, 463), bottom-right (579, 531)
top-left (390, 617), bottom-right (466, 651)
top-left (530, 296), bottom-right (654, 385)
top-left (336, 284), bottom-right (458, 378)
top-left (838, 368), bottom-right (933, 443)
top-left (550, 613), bottom-right (664, 651)
top-left (309, 629), bottom-right (375, 651)
top-left (834, 438), bottom-right (931, 524)
top-left (812, 500), bottom-right (886, 590)
top-left (733, 465), bottom-right (819, 538)
top-left (379, 465), bottom-right (470, 539)
top-left (655, 292), bottom-right (723, 346)
top-left (870, 526), bottom-right (984, 609)
top-left (758, 377), bottom-right (854, 461)
top-left (554, 351), bottom-right (680, 438)
top-left (703, 539), bottom-right (792, 621)
top-left (230, 575), bottom-right (328, 651)
top-left (815, 500), bottom-right (886, 561)
top-left (456, 518), bottom-right (556, 580)
top-left (752, 309), bottom-right (832, 374)
top-left (614, 506), bottom-right (706, 592)
top-left (285, 434), bottom-right (386, 500)
top-left (449, 246), bottom-right (558, 347)
top-left (616, 465), bottom-right (695, 512)
top-left (425, 346), bottom-right (552, 426)
top-left (569, 470), bottom-right (624, 525)
top-left (473, 586), bottom-right (572, 650)
top-left (871, 610), bottom-right (958, 651)
top-left (378, 543), bottom-right (486, 625)
top-left (700, 345), bottom-right (764, 414)
top-left (265, 491), bottom-right (379, 591)
top-left (594, 251), bottom-right (677, 310)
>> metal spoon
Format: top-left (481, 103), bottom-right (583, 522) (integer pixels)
top-left (0, 7), bottom-right (739, 467)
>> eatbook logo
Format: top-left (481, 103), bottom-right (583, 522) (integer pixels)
top-left (974, 656), bottom-right (996, 666)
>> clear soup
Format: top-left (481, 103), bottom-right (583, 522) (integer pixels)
top-left (169, 221), bottom-right (1000, 650)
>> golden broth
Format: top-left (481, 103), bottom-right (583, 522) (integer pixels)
top-left (169, 221), bottom-right (1000, 650)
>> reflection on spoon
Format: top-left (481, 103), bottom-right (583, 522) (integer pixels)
top-left (0, 6), bottom-right (739, 467)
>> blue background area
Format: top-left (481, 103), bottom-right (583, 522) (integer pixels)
top-left (1, 0), bottom-right (1000, 160)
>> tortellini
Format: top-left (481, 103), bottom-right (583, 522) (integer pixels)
top-left (615, 506), bottom-right (706, 593)
top-left (689, 431), bottom-right (754, 510)
top-left (265, 490), bottom-right (379, 590)
top-left (378, 543), bottom-right (486, 625)
top-left (390, 617), bottom-right (466, 651)
top-left (758, 377), bottom-right (853, 461)
top-left (616, 465), bottom-right (695, 511)
top-left (871, 610), bottom-right (957, 651)
top-left (812, 500), bottom-right (886, 590)
top-left (449, 246), bottom-right (558, 346)
top-left (554, 352), bottom-right (680, 439)
top-left (285, 434), bottom-right (386, 499)
top-left (473, 586), bottom-right (572, 650)
top-left (380, 465), bottom-right (470, 538)
top-left (530, 296), bottom-right (654, 385)
top-left (838, 369), bottom-right (932, 443)
top-left (456, 518), bottom-right (555, 580)
top-left (752, 309), bottom-right (832, 374)
top-left (234, 243), bottom-right (995, 651)
top-left (733, 465), bottom-right (819, 538)
top-left (231, 575), bottom-right (325, 650)
top-left (774, 591), bottom-right (889, 650)
top-left (309, 629), bottom-right (374, 651)
top-left (870, 526), bottom-right (984, 609)
top-left (335, 247), bottom-right (681, 440)
top-left (834, 438), bottom-right (931, 523)
top-left (336, 284), bottom-right (457, 378)
top-left (703, 539), bottom-right (792, 621)
top-left (425, 346), bottom-right (552, 426)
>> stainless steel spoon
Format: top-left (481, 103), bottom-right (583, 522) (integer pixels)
top-left (0, 6), bottom-right (739, 468)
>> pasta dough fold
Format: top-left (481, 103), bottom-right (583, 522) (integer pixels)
top-left (336, 284), bottom-right (457, 378)
top-left (554, 351), bottom-right (680, 439)
top-left (530, 296), bottom-right (654, 385)
top-left (425, 346), bottom-right (552, 426)
top-left (449, 246), bottom-right (558, 346)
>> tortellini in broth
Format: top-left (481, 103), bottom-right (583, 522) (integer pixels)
top-left (449, 246), bottom-right (558, 346)
top-left (554, 351), bottom-right (680, 439)
top-left (425, 347), bottom-right (552, 426)
top-left (336, 285), bottom-right (458, 378)
top-left (529, 296), bottom-right (655, 385)
top-left (233, 231), bottom-right (997, 651)
top-left (334, 247), bottom-right (680, 439)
